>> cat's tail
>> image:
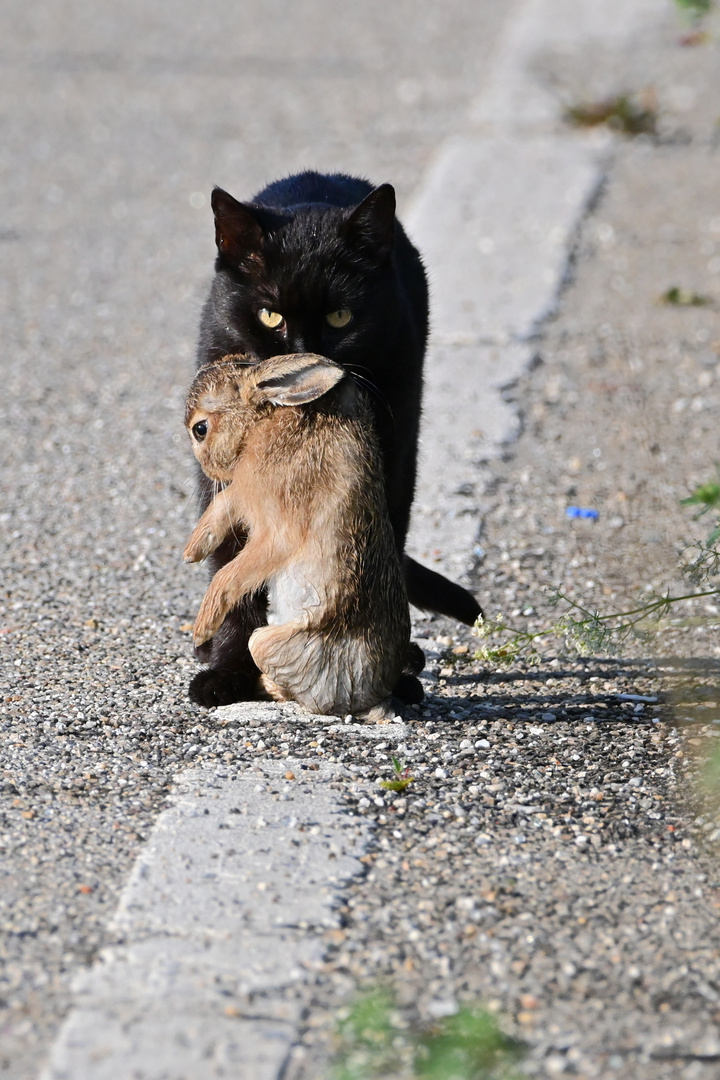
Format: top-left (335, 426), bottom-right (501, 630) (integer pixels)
top-left (403, 556), bottom-right (482, 626)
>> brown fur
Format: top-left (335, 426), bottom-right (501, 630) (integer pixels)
top-left (184, 353), bottom-right (412, 720)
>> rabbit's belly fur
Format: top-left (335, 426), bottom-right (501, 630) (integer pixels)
top-left (266, 562), bottom-right (329, 626)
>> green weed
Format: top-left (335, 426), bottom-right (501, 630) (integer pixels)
top-left (415, 1007), bottom-right (523, 1080)
top-left (380, 757), bottom-right (414, 792)
top-left (675, 0), bottom-right (713, 21)
top-left (682, 472), bottom-right (720, 545)
top-left (565, 93), bottom-right (657, 136)
top-left (701, 740), bottom-right (720, 808)
top-left (331, 988), bottom-right (403, 1080)
top-left (473, 477), bottom-right (720, 665)
top-left (474, 585), bottom-right (719, 666)
top-left (330, 990), bottom-right (523, 1080)
top-left (660, 286), bottom-right (712, 307)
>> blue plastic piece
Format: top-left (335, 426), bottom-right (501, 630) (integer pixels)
top-left (566, 506), bottom-right (599, 520)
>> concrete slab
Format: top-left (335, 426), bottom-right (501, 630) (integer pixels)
top-left (403, 0), bottom-right (668, 578)
top-left (39, 760), bottom-right (368, 1080)
top-left (410, 341), bottom-right (525, 584)
top-left (470, 0), bottom-right (665, 133)
top-left (405, 139), bottom-right (602, 580)
top-left (408, 136), bottom-right (601, 347)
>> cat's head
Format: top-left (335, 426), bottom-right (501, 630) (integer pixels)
top-left (203, 184), bottom-right (399, 369)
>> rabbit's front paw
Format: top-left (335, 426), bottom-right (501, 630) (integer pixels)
top-left (183, 529), bottom-right (217, 563)
top-left (193, 581), bottom-right (234, 645)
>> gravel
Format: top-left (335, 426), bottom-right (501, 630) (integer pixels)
top-left (0, 1), bottom-right (516, 1075)
top-left (284, 15), bottom-right (720, 1080)
top-left (275, 634), bottom-right (720, 1080)
top-left (3, 3), bottom-right (720, 1080)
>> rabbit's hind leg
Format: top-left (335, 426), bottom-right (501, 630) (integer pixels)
top-left (249, 623), bottom-right (302, 705)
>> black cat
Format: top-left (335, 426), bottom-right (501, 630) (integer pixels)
top-left (190, 171), bottom-right (481, 708)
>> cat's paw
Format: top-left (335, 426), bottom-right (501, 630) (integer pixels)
top-left (189, 667), bottom-right (262, 707)
top-left (405, 641), bottom-right (426, 676)
top-left (392, 672), bottom-right (424, 705)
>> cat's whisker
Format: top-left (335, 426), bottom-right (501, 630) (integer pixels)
top-left (196, 357), bottom-right (260, 378)
top-left (179, 474), bottom-right (209, 517)
top-left (223, 495), bottom-right (245, 549)
top-left (344, 362), bottom-right (377, 382)
top-left (346, 368), bottom-right (395, 425)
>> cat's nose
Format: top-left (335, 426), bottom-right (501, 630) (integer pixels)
top-left (288, 331), bottom-right (306, 352)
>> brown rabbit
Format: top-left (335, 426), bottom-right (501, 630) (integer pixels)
top-left (183, 353), bottom-right (418, 721)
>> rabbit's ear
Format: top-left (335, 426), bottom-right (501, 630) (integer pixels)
top-left (257, 357), bottom-right (345, 406)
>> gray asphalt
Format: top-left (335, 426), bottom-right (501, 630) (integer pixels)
top-left (0, 1), bottom-right (517, 1076)
top-left (6, 3), bottom-right (720, 1079)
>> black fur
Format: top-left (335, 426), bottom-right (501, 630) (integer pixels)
top-left (190, 171), bottom-right (481, 708)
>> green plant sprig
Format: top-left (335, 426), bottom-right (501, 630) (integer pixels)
top-left (330, 988), bottom-right (523, 1080)
top-left (473, 586), bottom-right (720, 666)
top-left (475, 478), bottom-right (720, 665)
top-left (682, 472), bottom-right (720, 545)
top-left (380, 756), bottom-right (414, 792)
top-left (675, 0), bottom-right (713, 22)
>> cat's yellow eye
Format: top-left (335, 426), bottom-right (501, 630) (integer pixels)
top-left (257, 308), bottom-right (284, 329)
top-left (325, 308), bottom-right (353, 329)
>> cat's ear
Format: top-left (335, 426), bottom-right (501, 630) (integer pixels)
top-left (211, 188), bottom-right (264, 267)
top-left (255, 355), bottom-right (345, 406)
top-left (342, 184), bottom-right (396, 267)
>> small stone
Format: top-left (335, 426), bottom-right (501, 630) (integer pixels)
top-left (546, 1054), bottom-right (567, 1075)
top-left (427, 999), bottom-right (458, 1019)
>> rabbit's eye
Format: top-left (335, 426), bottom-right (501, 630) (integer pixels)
top-left (192, 420), bottom-right (208, 442)
top-left (257, 308), bottom-right (284, 330)
top-left (325, 308), bottom-right (353, 329)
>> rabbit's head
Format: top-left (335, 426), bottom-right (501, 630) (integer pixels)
top-left (186, 353), bottom-right (347, 482)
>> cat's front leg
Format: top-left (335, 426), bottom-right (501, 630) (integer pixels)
top-left (190, 593), bottom-right (267, 706)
